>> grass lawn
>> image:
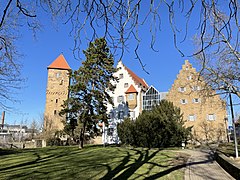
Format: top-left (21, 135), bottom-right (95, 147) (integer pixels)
top-left (0, 145), bottom-right (189, 180)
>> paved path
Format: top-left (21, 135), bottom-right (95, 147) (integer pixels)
top-left (184, 149), bottom-right (234, 180)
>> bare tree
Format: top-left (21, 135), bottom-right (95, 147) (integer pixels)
top-left (193, 3), bottom-right (240, 98)
top-left (194, 49), bottom-right (239, 98)
top-left (1, 1), bottom-right (239, 105)
top-left (0, 1), bottom-right (39, 108)
top-left (40, 1), bottom-right (239, 64)
top-left (30, 119), bottom-right (38, 139)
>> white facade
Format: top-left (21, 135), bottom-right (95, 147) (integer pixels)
top-left (107, 61), bottom-right (148, 119)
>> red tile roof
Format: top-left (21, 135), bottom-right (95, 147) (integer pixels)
top-left (48, 54), bottom-right (71, 70)
top-left (125, 84), bottom-right (138, 93)
top-left (124, 66), bottom-right (148, 88)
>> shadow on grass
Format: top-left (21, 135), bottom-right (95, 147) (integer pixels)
top-left (100, 148), bottom-right (217, 180)
top-left (100, 149), bottom-right (172, 180)
top-left (0, 148), bottom-right (22, 156)
top-left (0, 146), bottom-right (217, 180)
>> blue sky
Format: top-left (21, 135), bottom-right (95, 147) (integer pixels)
top-left (2, 3), bottom-right (238, 126)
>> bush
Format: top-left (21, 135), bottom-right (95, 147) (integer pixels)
top-left (117, 100), bottom-right (192, 148)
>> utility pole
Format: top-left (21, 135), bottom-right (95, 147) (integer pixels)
top-left (229, 91), bottom-right (238, 158)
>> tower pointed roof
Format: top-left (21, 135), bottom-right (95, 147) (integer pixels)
top-left (48, 54), bottom-right (71, 70)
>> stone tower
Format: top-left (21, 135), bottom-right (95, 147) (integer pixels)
top-left (44, 54), bottom-right (71, 132)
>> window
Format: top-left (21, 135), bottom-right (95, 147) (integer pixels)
top-left (130, 111), bottom-right (135, 119)
top-left (142, 86), bottom-right (161, 111)
top-left (107, 128), bottom-right (114, 136)
top-left (147, 100), bottom-right (152, 106)
top-left (54, 110), bottom-right (57, 115)
top-left (60, 80), bottom-right (63, 85)
top-left (192, 86), bottom-right (201, 91)
top-left (124, 83), bottom-right (129, 88)
top-left (193, 98), bottom-right (200, 103)
top-left (189, 114), bottom-right (196, 121)
top-left (117, 95), bottom-right (124, 103)
top-left (187, 75), bottom-right (192, 80)
top-left (118, 111), bottom-right (124, 119)
top-left (181, 99), bottom-right (187, 104)
top-left (109, 112), bottom-right (114, 119)
top-left (128, 94), bottom-right (134, 100)
top-left (56, 72), bottom-right (61, 78)
top-left (207, 114), bottom-right (215, 121)
top-left (119, 73), bottom-right (123, 79)
top-left (56, 99), bottom-right (58, 103)
top-left (179, 87), bottom-right (186, 92)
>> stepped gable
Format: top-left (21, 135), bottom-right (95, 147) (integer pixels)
top-left (48, 54), bottom-right (71, 70)
top-left (123, 65), bottom-right (148, 88)
top-left (125, 84), bottom-right (138, 93)
top-left (168, 60), bottom-right (197, 91)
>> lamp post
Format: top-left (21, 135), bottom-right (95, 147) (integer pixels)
top-left (229, 89), bottom-right (238, 158)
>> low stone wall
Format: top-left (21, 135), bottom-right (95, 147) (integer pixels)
top-left (0, 139), bottom-right (46, 149)
top-left (214, 151), bottom-right (240, 179)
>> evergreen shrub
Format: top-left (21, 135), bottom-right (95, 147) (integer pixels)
top-left (117, 100), bottom-right (192, 148)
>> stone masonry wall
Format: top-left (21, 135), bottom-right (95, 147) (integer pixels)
top-left (44, 68), bottom-right (70, 131)
top-left (167, 60), bottom-right (227, 143)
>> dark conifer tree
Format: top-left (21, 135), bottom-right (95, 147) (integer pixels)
top-left (61, 38), bottom-right (117, 148)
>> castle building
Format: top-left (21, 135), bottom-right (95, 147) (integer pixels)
top-left (44, 54), bottom-right (71, 132)
top-left (107, 61), bottom-right (148, 119)
top-left (167, 60), bottom-right (227, 142)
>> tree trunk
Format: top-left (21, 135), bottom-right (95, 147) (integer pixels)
top-left (79, 121), bottom-right (87, 149)
top-left (79, 128), bottom-right (83, 149)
